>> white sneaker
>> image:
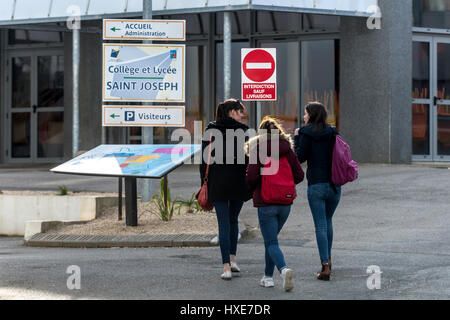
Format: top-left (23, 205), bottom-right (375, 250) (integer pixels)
top-left (221, 271), bottom-right (232, 280)
top-left (281, 268), bottom-right (294, 292)
top-left (260, 276), bottom-right (274, 288)
top-left (230, 262), bottom-right (240, 273)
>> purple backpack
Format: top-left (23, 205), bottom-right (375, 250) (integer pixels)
top-left (332, 135), bottom-right (358, 186)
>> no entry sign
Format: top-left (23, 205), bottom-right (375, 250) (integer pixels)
top-left (241, 48), bottom-right (276, 101)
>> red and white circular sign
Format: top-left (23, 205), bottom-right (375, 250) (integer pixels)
top-left (241, 48), bottom-right (276, 101)
top-left (242, 49), bottom-right (276, 83)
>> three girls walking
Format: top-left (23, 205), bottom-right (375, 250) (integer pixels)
top-left (201, 99), bottom-right (342, 288)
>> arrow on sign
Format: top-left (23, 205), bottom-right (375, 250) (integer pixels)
top-left (110, 27), bottom-right (121, 32)
top-left (110, 114), bottom-right (120, 119)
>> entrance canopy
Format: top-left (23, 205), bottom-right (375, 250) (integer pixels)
top-left (0, 0), bottom-right (378, 26)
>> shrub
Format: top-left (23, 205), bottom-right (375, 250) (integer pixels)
top-left (176, 193), bottom-right (202, 214)
top-left (150, 178), bottom-right (181, 222)
top-left (57, 186), bottom-right (68, 196)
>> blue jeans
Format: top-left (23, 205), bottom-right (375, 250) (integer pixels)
top-left (258, 205), bottom-right (291, 277)
top-left (307, 183), bottom-right (341, 264)
top-left (213, 200), bottom-right (244, 264)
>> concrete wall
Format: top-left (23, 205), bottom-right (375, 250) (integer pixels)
top-left (0, 194), bottom-right (118, 236)
top-left (340, 0), bottom-right (412, 163)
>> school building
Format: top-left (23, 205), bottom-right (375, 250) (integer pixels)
top-left (0, 0), bottom-right (449, 165)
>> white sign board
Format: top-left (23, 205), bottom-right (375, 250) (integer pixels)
top-left (241, 48), bottom-right (277, 101)
top-left (103, 19), bottom-right (185, 41)
top-left (103, 105), bottom-right (185, 127)
top-left (103, 44), bottom-right (185, 102)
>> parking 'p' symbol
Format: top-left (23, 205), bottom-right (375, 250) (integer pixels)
top-left (125, 111), bottom-right (135, 122)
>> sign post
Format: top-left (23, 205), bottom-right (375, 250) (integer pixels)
top-left (241, 48), bottom-right (277, 101)
top-left (142, 0), bottom-right (154, 203)
top-left (102, 16), bottom-right (186, 225)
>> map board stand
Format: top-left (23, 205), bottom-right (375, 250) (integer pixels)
top-left (123, 174), bottom-right (168, 227)
top-left (125, 177), bottom-right (138, 226)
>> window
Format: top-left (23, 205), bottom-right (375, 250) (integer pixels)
top-left (259, 41), bottom-right (300, 134)
top-left (412, 42), bottom-right (430, 99)
top-left (256, 11), bottom-right (301, 33)
top-left (8, 29), bottom-right (63, 45)
top-left (302, 14), bottom-right (340, 31)
top-left (159, 13), bottom-right (209, 36)
top-left (302, 40), bottom-right (339, 128)
top-left (128, 127), bottom-right (142, 144)
top-left (184, 45), bottom-right (205, 134)
top-left (413, 0), bottom-right (450, 29)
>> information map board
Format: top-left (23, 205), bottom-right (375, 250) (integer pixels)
top-left (51, 144), bottom-right (201, 179)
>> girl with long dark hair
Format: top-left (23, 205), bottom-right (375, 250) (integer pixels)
top-left (200, 98), bottom-right (252, 280)
top-left (294, 102), bottom-right (340, 281)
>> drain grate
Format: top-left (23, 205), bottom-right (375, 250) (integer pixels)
top-left (25, 233), bottom-right (219, 248)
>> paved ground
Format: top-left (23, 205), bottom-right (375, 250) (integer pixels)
top-left (0, 163), bottom-right (450, 299)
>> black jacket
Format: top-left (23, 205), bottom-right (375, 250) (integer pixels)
top-left (199, 117), bottom-right (252, 202)
top-left (294, 124), bottom-right (338, 186)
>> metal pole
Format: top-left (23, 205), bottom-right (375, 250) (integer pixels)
top-left (141, 0), bottom-right (154, 202)
top-left (257, 101), bottom-right (262, 129)
top-left (223, 11), bottom-right (232, 100)
top-left (101, 127), bottom-right (106, 144)
top-left (118, 178), bottom-right (123, 221)
top-left (72, 27), bottom-right (80, 157)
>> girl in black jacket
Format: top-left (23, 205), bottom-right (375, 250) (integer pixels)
top-left (200, 99), bottom-right (252, 280)
top-left (294, 102), bottom-right (341, 281)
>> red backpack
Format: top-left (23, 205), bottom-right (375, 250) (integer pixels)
top-left (261, 157), bottom-right (296, 205)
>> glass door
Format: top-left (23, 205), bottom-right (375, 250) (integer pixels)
top-left (6, 49), bottom-right (64, 162)
top-left (412, 35), bottom-right (450, 162)
top-left (9, 55), bottom-right (32, 160)
top-left (412, 37), bottom-right (432, 160)
top-left (434, 37), bottom-right (450, 161)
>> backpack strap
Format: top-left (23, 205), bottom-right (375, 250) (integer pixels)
top-left (204, 133), bottom-right (213, 182)
top-left (329, 131), bottom-right (338, 195)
